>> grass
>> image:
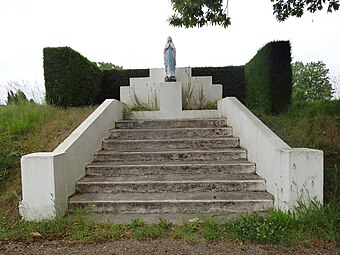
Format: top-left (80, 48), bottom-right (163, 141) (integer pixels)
top-left (254, 100), bottom-right (339, 203)
top-left (0, 201), bottom-right (338, 245)
top-left (0, 101), bottom-right (96, 225)
top-left (0, 99), bottom-right (338, 247)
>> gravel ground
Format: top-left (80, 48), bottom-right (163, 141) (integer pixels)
top-left (0, 239), bottom-right (338, 255)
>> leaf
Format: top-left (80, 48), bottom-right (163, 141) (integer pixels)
top-left (30, 232), bottom-right (42, 238)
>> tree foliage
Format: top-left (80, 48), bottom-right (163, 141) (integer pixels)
top-left (95, 62), bottom-right (123, 70)
top-left (169, 0), bottom-right (231, 28)
top-left (292, 61), bottom-right (334, 101)
top-left (168, 0), bottom-right (339, 28)
top-left (272, 0), bottom-right (340, 21)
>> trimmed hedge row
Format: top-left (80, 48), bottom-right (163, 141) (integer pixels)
top-left (44, 42), bottom-right (292, 113)
top-left (44, 47), bottom-right (101, 107)
top-left (192, 66), bottom-right (245, 103)
top-left (244, 41), bottom-right (292, 114)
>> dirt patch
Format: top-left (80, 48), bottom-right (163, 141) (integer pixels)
top-left (0, 239), bottom-right (338, 255)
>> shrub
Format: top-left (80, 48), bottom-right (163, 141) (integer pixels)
top-left (244, 41), bottom-right (292, 114)
top-left (44, 47), bottom-right (102, 107)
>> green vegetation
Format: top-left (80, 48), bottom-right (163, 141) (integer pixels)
top-left (292, 61), bottom-right (334, 101)
top-left (44, 44), bottom-right (290, 111)
top-left (94, 62), bottom-right (123, 70)
top-left (168, 0), bottom-right (339, 28)
top-left (245, 41), bottom-right (292, 114)
top-left (44, 47), bottom-right (102, 107)
top-left (0, 100), bottom-right (338, 247)
top-left (254, 100), bottom-right (339, 203)
top-left (0, 202), bottom-right (338, 245)
top-left (0, 102), bottom-right (95, 225)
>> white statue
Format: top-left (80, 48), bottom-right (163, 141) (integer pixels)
top-left (164, 36), bottom-right (176, 82)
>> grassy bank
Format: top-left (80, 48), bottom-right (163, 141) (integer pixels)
top-left (0, 100), bottom-right (339, 246)
top-left (0, 102), bottom-right (96, 225)
top-left (254, 100), bottom-right (339, 203)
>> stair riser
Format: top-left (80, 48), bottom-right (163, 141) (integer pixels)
top-left (115, 119), bottom-right (228, 129)
top-left (110, 128), bottom-right (233, 140)
top-left (69, 200), bottom-right (273, 214)
top-left (76, 181), bottom-right (266, 193)
top-left (94, 151), bottom-right (247, 162)
top-left (102, 139), bottom-right (239, 151)
top-left (86, 164), bottom-right (256, 176)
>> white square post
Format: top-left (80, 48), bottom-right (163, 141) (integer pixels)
top-left (160, 82), bottom-right (182, 118)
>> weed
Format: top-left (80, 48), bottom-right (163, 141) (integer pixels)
top-left (128, 218), bottom-right (170, 240)
top-left (122, 105), bottom-right (134, 120)
top-left (293, 199), bottom-right (339, 244)
top-left (171, 222), bottom-right (200, 243)
top-left (201, 218), bottom-right (222, 241)
top-left (129, 87), bottom-right (159, 111)
top-left (182, 80), bottom-right (194, 110)
top-left (224, 211), bottom-right (294, 244)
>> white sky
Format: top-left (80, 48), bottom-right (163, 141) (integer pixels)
top-left (0, 0), bottom-right (339, 103)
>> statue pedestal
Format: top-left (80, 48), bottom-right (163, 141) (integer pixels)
top-left (160, 82), bottom-right (182, 118)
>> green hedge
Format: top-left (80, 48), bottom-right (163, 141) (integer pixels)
top-left (44, 47), bottom-right (102, 107)
top-left (98, 69), bottom-right (149, 103)
top-left (43, 43), bottom-right (291, 111)
top-left (244, 41), bottom-right (292, 114)
top-left (192, 66), bottom-right (245, 103)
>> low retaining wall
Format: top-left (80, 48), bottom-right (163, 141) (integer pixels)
top-left (218, 97), bottom-right (323, 210)
top-left (19, 99), bottom-right (124, 221)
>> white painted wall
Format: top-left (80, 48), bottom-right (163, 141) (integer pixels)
top-left (131, 82), bottom-right (219, 120)
top-left (218, 97), bottom-right (323, 210)
top-left (120, 68), bottom-right (222, 108)
top-left (19, 99), bottom-right (124, 221)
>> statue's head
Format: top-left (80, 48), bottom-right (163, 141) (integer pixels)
top-left (167, 36), bottom-right (172, 43)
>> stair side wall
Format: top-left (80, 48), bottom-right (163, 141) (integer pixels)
top-left (20, 99), bottom-right (124, 221)
top-left (218, 97), bottom-right (323, 211)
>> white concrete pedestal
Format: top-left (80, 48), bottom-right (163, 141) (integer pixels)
top-left (160, 82), bottom-right (182, 118)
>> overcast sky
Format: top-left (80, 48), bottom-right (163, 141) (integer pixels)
top-left (0, 0), bottom-right (339, 103)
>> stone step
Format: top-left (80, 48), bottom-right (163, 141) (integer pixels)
top-left (68, 191), bottom-right (273, 214)
top-left (102, 137), bottom-right (239, 151)
top-left (94, 148), bottom-right (247, 162)
top-left (109, 127), bottom-right (233, 140)
top-left (115, 118), bottom-right (228, 129)
top-left (85, 160), bottom-right (256, 176)
top-left (75, 174), bottom-right (266, 193)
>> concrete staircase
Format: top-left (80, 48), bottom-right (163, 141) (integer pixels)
top-left (69, 118), bottom-right (273, 223)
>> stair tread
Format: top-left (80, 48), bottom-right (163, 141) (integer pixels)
top-left (104, 137), bottom-right (238, 142)
top-left (78, 173), bottom-right (264, 184)
top-left (95, 148), bottom-right (246, 154)
top-left (116, 118), bottom-right (225, 123)
top-left (87, 160), bottom-right (254, 167)
top-left (115, 119), bottom-right (228, 129)
top-left (69, 191), bottom-right (273, 203)
top-left (111, 127), bottom-right (232, 132)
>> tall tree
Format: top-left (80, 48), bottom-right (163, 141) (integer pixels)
top-left (292, 61), bottom-right (334, 101)
top-left (168, 0), bottom-right (339, 28)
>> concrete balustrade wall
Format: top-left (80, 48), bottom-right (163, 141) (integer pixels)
top-left (218, 97), bottom-right (323, 210)
top-left (19, 99), bottom-right (124, 221)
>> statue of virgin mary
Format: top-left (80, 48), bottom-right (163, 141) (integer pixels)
top-left (164, 36), bottom-right (176, 82)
